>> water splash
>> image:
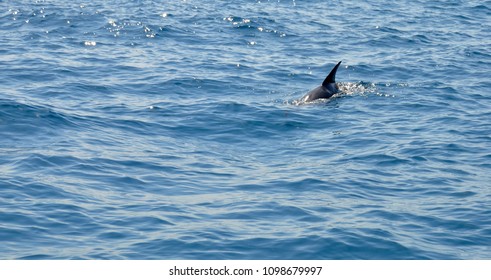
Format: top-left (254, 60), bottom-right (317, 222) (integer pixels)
top-left (289, 82), bottom-right (380, 106)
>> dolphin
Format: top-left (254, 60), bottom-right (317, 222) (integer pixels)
top-left (300, 61), bottom-right (342, 102)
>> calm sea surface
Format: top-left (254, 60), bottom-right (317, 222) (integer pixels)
top-left (1, 0), bottom-right (490, 259)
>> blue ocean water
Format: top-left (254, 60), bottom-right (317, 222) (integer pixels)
top-left (1, 0), bottom-right (490, 259)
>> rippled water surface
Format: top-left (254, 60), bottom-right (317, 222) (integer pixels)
top-left (1, 0), bottom-right (491, 259)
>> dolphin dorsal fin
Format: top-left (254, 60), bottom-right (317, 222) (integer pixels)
top-left (322, 61), bottom-right (342, 86)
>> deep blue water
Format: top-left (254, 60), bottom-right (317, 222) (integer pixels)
top-left (1, 0), bottom-right (491, 259)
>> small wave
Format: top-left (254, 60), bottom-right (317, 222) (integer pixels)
top-left (223, 15), bottom-right (286, 37)
top-left (0, 99), bottom-right (75, 133)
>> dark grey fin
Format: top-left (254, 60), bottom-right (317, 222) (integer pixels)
top-left (322, 61), bottom-right (342, 86)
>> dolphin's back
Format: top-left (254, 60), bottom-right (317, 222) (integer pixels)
top-left (300, 61), bottom-right (342, 102)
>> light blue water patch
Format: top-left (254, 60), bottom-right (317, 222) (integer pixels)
top-left (1, 0), bottom-right (491, 259)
